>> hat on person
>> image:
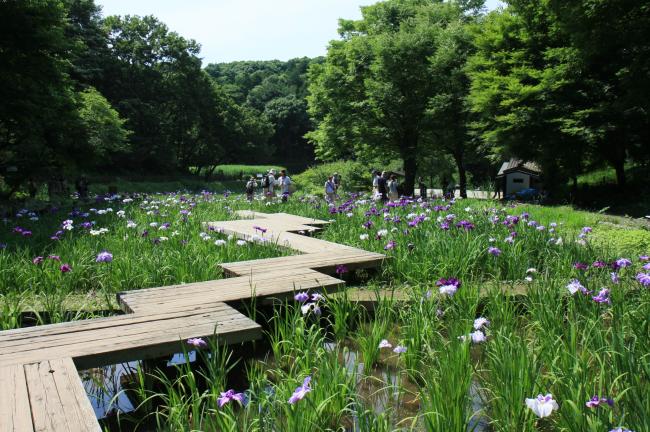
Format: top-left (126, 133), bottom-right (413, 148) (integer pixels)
top-left (269, 169), bottom-right (275, 175)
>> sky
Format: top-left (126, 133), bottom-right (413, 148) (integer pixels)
top-left (97, 0), bottom-right (504, 65)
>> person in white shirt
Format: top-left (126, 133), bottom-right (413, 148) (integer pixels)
top-left (388, 174), bottom-right (399, 202)
top-left (372, 170), bottom-right (380, 196)
top-left (266, 169), bottom-right (276, 200)
top-left (277, 169), bottom-right (291, 202)
top-left (325, 175), bottom-right (336, 204)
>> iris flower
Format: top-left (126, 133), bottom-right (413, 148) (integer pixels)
top-left (96, 251), bottom-right (113, 263)
top-left (294, 292), bottom-right (309, 302)
top-left (635, 273), bottom-right (650, 287)
top-left (592, 288), bottom-right (611, 304)
top-left (217, 389), bottom-right (245, 408)
top-left (288, 376), bottom-right (312, 404)
top-left (378, 339), bottom-right (392, 349)
top-left (567, 279), bottom-right (588, 295)
top-left (585, 395), bottom-right (613, 408)
top-left (525, 394), bottom-right (559, 418)
top-left (488, 247), bottom-right (501, 256)
top-left (187, 338), bottom-right (207, 348)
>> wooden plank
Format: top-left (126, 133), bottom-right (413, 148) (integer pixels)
top-left (118, 269), bottom-right (343, 307)
top-left (24, 363), bottom-right (54, 432)
top-left (0, 309), bottom-right (261, 368)
top-left (0, 364), bottom-right (34, 432)
top-left (0, 302), bottom-right (236, 341)
top-left (48, 358), bottom-right (101, 432)
top-left (37, 360), bottom-right (71, 431)
top-left (127, 277), bottom-right (344, 314)
top-left (0, 306), bottom-right (250, 359)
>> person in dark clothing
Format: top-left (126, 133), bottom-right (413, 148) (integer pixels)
top-left (377, 171), bottom-right (388, 203)
top-left (418, 176), bottom-right (427, 200)
top-left (75, 176), bottom-right (89, 201)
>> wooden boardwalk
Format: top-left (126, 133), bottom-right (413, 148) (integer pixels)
top-left (0, 211), bottom-right (385, 431)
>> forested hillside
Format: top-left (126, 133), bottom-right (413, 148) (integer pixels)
top-left (0, 0), bottom-right (317, 199)
top-left (205, 58), bottom-right (322, 171)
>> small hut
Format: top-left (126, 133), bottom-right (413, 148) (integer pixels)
top-left (496, 159), bottom-right (542, 196)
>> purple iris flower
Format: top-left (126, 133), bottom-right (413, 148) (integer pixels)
top-left (611, 272), bottom-right (620, 284)
top-left (639, 255), bottom-right (649, 262)
top-left (384, 240), bottom-right (396, 250)
top-left (362, 220), bottom-right (373, 229)
top-left (48, 255), bottom-right (60, 261)
top-left (288, 376), bottom-right (312, 404)
top-left (567, 279), bottom-right (588, 295)
top-left (335, 264), bottom-right (348, 275)
top-left (585, 395), bottom-right (614, 408)
top-left (573, 262), bottom-right (588, 271)
top-left (592, 288), bottom-right (611, 304)
top-left (22, 230), bottom-right (32, 237)
top-left (294, 292), bottom-right (310, 303)
top-left (456, 220), bottom-right (475, 230)
top-left (644, 263), bottom-right (650, 270)
top-left (187, 337), bottom-right (207, 348)
top-left (393, 345), bottom-right (407, 354)
top-left (488, 247), bottom-right (501, 256)
top-left (592, 260), bottom-right (607, 268)
top-left (217, 389), bottom-right (245, 408)
top-left (96, 251), bottom-right (113, 263)
top-left (635, 272), bottom-right (650, 287)
top-left (436, 277), bottom-right (461, 288)
top-left (439, 221), bottom-right (450, 230)
top-left (615, 258), bottom-right (632, 268)
top-left (0, 243), bottom-right (6, 249)
top-left (609, 428), bottom-right (634, 432)
top-left (33, 256), bottom-right (44, 265)
top-left (60, 263), bottom-right (72, 273)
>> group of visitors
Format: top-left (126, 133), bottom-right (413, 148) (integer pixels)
top-left (245, 169), bottom-right (292, 202)
top-left (324, 172), bottom-right (341, 204)
top-left (372, 171), bottom-right (401, 203)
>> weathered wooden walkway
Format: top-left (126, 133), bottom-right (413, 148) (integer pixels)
top-left (0, 211), bottom-right (384, 431)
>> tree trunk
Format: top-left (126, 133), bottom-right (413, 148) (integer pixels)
top-left (613, 159), bottom-right (626, 187)
top-left (402, 154), bottom-right (417, 196)
top-left (453, 151), bottom-right (467, 199)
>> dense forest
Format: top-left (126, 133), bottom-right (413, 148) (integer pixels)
top-left (1, 0), bottom-right (648, 200)
top-left (205, 58), bottom-right (322, 171)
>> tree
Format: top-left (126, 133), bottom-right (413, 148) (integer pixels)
top-left (0, 0), bottom-right (81, 197)
top-left (76, 87), bottom-right (130, 164)
top-left (307, 0), bottom-right (481, 195)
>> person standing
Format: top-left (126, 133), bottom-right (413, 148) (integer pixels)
top-left (388, 174), bottom-right (399, 202)
top-left (245, 176), bottom-right (257, 202)
top-left (377, 171), bottom-right (388, 203)
top-left (266, 170), bottom-right (276, 200)
top-left (332, 172), bottom-right (341, 192)
top-left (372, 171), bottom-right (380, 196)
top-left (277, 169), bottom-right (291, 202)
top-left (418, 176), bottom-right (427, 200)
top-left (325, 175), bottom-right (337, 204)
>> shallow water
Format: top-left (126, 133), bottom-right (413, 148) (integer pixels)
top-left (83, 343), bottom-right (489, 431)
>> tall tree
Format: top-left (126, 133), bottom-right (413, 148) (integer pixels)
top-left (0, 0), bottom-right (81, 197)
top-left (307, 0), bottom-right (481, 195)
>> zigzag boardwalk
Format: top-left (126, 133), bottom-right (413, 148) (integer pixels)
top-left (0, 212), bottom-right (385, 431)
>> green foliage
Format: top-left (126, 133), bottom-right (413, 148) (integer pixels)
top-left (205, 58), bottom-right (321, 170)
top-left (0, 0), bottom-right (80, 195)
top-left (77, 87), bottom-right (130, 161)
top-left (306, 0), bottom-right (485, 195)
top-left (292, 161), bottom-right (370, 195)
top-left (591, 228), bottom-right (650, 257)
